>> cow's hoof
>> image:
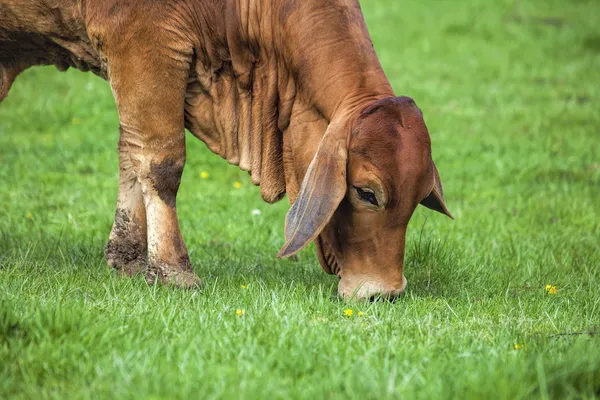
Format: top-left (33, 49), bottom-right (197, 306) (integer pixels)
top-left (146, 264), bottom-right (202, 289)
top-left (105, 240), bottom-right (147, 277)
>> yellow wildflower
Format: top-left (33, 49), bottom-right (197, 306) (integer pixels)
top-left (200, 171), bottom-right (209, 179)
top-left (236, 309), bottom-right (245, 317)
top-left (25, 212), bottom-right (33, 220)
top-left (241, 284), bottom-right (247, 289)
top-left (233, 181), bottom-right (242, 189)
top-left (358, 311), bottom-right (364, 317)
top-left (344, 309), bottom-right (353, 317)
top-left (545, 285), bottom-right (557, 295)
top-left (514, 343), bottom-right (523, 350)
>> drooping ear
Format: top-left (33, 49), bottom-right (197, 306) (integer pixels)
top-left (278, 120), bottom-right (349, 258)
top-left (420, 161), bottom-right (454, 219)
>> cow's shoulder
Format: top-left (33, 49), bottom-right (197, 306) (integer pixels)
top-left (84, 0), bottom-right (195, 57)
top-left (84, 0), bottom-right (147, 43)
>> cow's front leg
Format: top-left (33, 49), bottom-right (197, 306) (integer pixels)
top-left (119, 125), bottom-right (199, 289)
top-left (105, 136), bottom-right (147, 276)
top-left (106, 34), bottom-right (200, 289)
top-left (136, 138), bottom-right (199, 288)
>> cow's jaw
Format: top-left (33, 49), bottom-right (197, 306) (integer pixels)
top-left (314, 235), bottom-right (338, 276)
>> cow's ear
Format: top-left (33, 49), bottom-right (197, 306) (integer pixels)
top-left (278, 120), bottom-right (348, 258)
top-left (420, 161), bottom-right (454, 219)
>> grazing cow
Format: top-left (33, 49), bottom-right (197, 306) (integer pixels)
top-left (0, 0), bottom-right (453, 300)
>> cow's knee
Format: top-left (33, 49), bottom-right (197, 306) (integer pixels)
top-left (145, 156), bottom-right (185, 208)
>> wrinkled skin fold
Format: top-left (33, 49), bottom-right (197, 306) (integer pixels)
top-left (0, 0), bottom-right (453, 300)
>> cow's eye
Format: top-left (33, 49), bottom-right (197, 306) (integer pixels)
top-left (355, 187), bottom-right (379, 206)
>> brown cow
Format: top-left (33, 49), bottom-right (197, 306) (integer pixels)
top-left (0, 0), bottom-right (453, 300)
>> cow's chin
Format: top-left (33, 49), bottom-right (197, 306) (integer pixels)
top-left (315, 235), bottom-right (339, 276)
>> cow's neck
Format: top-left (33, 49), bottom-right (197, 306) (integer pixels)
top-left (272, 0), bottom-right (394, 121)
top-left (264, 1), bottom-right (395, 202)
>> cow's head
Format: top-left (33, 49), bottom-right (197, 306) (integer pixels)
top-left (279, 96), bottom-right (453, 300)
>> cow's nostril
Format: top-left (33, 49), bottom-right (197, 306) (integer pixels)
top-left (368, 290), bottom-right (403, 303)
top-left (368, 294), bottom-right (382, 303)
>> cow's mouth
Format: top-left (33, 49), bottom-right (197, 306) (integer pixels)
top-left (315, 235), bottom-right (339, 276)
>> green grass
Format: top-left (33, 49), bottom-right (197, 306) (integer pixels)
top-left (1, 0), bottom-right (599, 398)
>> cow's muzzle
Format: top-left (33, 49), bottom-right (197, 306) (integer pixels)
top-left (338, 274), bottom-right (407, 301)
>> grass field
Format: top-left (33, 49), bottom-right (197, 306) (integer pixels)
top-left (1, 0), bottom-right (599, 398)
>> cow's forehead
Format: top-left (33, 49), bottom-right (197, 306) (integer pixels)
top-left (349, 108), bottom-right (431, 168)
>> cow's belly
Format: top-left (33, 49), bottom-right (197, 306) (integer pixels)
top-left (0, 0), bottom-right (103, 77)
top-left (0, 31), bottom-right (103, 102)
top-left (0, 1), bottom-right (103, 102)
top-left (0, 32), bottom-right (102, 75)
